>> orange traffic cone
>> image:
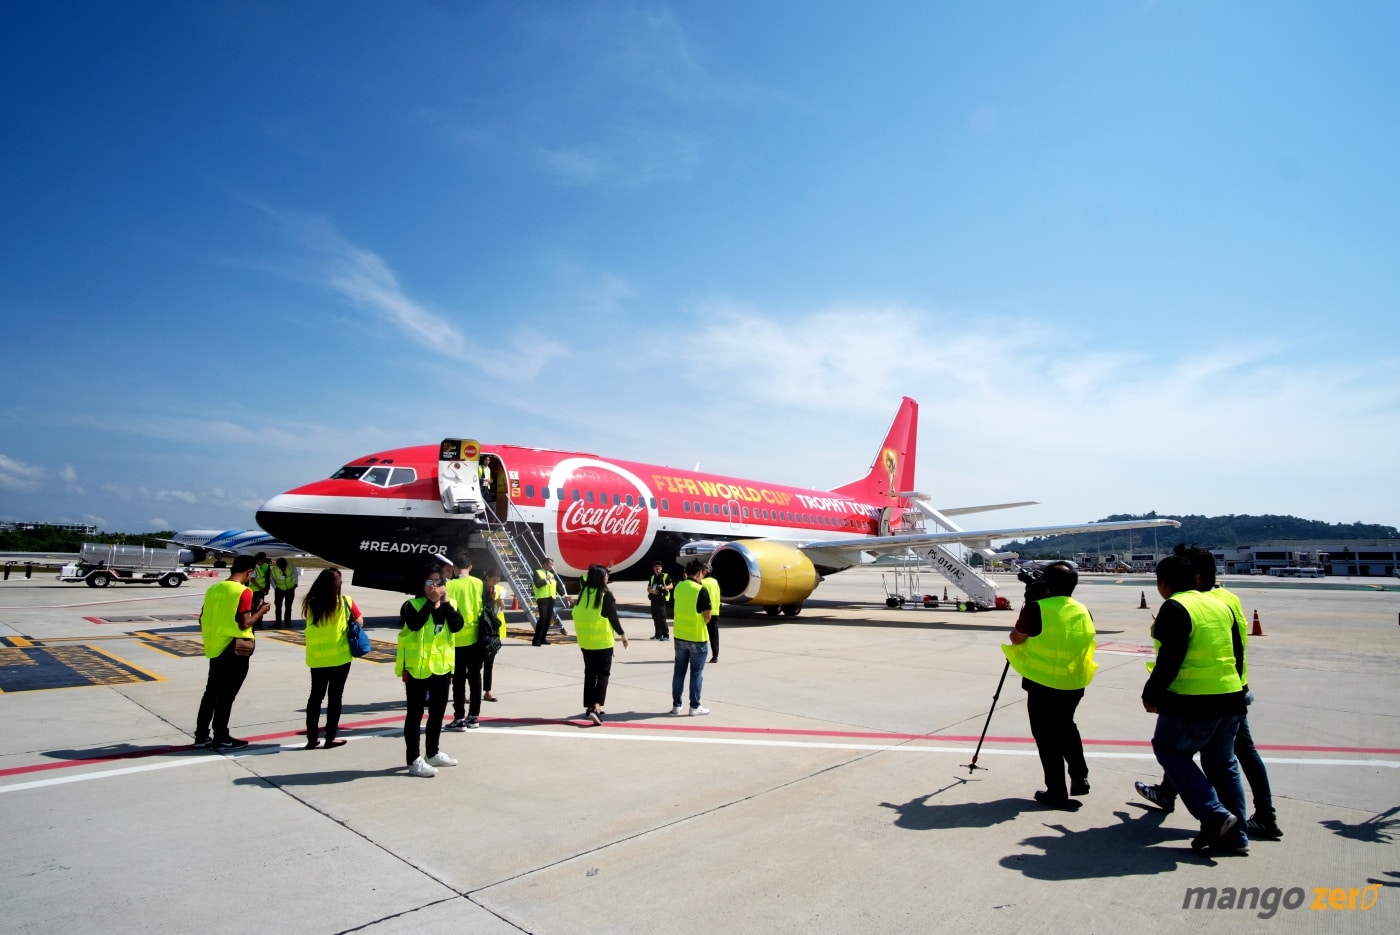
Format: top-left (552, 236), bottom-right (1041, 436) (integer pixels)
top-left (1139, 591), bottom-right (1148, 609)
top-left (943, 587), bottom-right (949, 601)
top-left (1251, 610), bottom-right (1263, 636)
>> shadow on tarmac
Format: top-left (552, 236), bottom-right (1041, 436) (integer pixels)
top-left (1319, 805), bottom-right (1399, 844)
top-left (44, 742), bottom-right (191, 762)
top-left (234, 766), bottom-right (403, 788)
top-left (999, 808), bottom-right (1211, 880)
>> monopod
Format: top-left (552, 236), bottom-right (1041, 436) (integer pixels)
top-left (963, 659), bottom-right (1011, 774)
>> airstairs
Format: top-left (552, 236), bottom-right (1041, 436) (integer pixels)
top-left (437, 438), bottom-right (571, 637)
top-left (893, 496), bottom-right (1005, 610)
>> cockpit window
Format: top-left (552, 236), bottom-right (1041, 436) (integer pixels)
top-left (332, 465), bottom-right (368, 480)
top-left (355, 466), bottom-right (418, 488)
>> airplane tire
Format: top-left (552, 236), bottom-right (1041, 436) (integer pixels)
top-left (764, 605), bottom-right (781, 616)
top-left (87, 572), bottom-right (112, 588)
top-left (781, 603), bottom-right (802, 617)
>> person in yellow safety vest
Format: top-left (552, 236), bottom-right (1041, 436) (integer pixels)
top-left (397, 557), bottom-right (464, 778)
top-left (249, 553), bottom-right (272, 628)
top-left (193, 554), bottom-right (269, 750)
top-left (271, 557), bottom-right (298, 626)
top-left (444, 554), bottom-right (485, 731)
top-left (1136, 545), bottom-right (1283, 840)
top-left (701, 563), bottom-right (722, 663)
top-left (482, 569), bottom-right (508, 702)
top-left (670, 564), bottom-right (713, 716)
top-left (531, 557), bottom-right (562, 646)
top-left (1004, 561), bottom-right (1097, 808)
top-left (647, 561), bottom-right (673, 641)
top-left (574, 564), bottom-right (629, 725)
top-left (301, 568), bottom-right (362, 749)
top-left (1142, 553), bottom-right (1250, 855)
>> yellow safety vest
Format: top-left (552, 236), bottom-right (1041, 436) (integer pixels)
top-left (493, 583), bottom-right (507, 638)
top-left (305, 597), bottom-right (352, 668)
top-left (252, 563), bottom-right (270, 590)
top-left (395, 597), bottom-right (455, 678)
top-left (672, 579), bottom-right (708, 642)
top-left (533, 567), bottom-right (558, 599)
top-left (1148, 590), bottom-right (1243, 696)
top-left (1001, 596), bottom-right (1098, 690)
top-left (446, 575), bottom-right (484, 647)
top-left (649, 573), bottom-right (672, 602)
top-left (574, 587), bottom-right (614, 650)
top-left (1212, 585), bottom-right (1248, 685)
top-left (200, 580), bottom-right (253, 658)
top-left (271, 565), bottom-right (297, 590)
top-left (702, 577), bottom-right (720, 621)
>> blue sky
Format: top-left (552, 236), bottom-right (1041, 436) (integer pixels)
top-left (2, 1), bottom-right (1397, 534)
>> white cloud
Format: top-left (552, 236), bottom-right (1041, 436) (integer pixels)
top-left (149, 517), bottom-right (169, 529)
top-left (0, 454), bottom-right (46, 493)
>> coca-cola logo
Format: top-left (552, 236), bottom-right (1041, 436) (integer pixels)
top-left (546, 459), bottom-right (654, 574)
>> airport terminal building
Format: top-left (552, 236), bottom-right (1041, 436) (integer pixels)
top-left (1080, 540), bottom-right (1400, 577)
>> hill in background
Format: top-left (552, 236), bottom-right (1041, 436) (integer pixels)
top-left (1003, 513), bottom-right (1399, 560)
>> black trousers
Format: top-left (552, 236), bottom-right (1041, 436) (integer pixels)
top-left (650, 598), bottom-right (669, 638)
top-left (451, 644), bottom-right (484, 719)
top-left (306, 661), bottom-right (351, 742)
top-left (532, 597), bottom-right (555, 645)
top-left (195, 642), bottom-right (250, 741)
top-left (403, 673), bottom-right (449, 766)
top-left (707, 619), bottom-right (720, 658)
top-left (274, 588), bottom-right (296, 624)
top-left (483, 648), bottom-right (496, 693)
top-left (582, 647), bottom-right (614, 710)
top-left (1025, 681), bottom-right (1087, 798)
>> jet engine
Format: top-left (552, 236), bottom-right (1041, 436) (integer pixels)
top-left (708, 540), bottom-right (820, 615)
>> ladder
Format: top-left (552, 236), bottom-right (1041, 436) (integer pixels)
top-left (476, 505), bottom-right (572, 637)
top-left (903, 498), bottom-right (1003, 610)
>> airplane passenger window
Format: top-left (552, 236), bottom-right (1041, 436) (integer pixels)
top-left (526, 484), bottom-right (535, 498)
top-left (331, 465), bottom-right (368, 480)
top-left (720, 505), bottom-right (728, 516)
top-left (613, 493), bottom-right (621, 505)
top-left (684, 502), bottom-right (691, 513)
top-left (361, 466), bottom-right (392, 487)
top-left (651, 498), bottom-right (659, 509)
top-left (541, 487), bottom-right (549, 500)
top-left (571, 489), bottom-right (580, 501)
top-left (586, 491), bottom-right (595, 504)
top-left (388, 468), bottom-right (417, 487)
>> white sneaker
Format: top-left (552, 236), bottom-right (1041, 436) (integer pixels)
top-left (408, 756), bottom-right (437, 778)
top-left (670, 706), bottom-right (682, 716)
top-left (425, 751), bottom-right (458, 768)
top-left (689, 706), bottom-right (710, 716)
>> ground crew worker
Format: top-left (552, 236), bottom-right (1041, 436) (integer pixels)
top-left (271, 557), bottom-right (298, 626)
top-left (445, 554), bottom-right (485, 730)
top-left (249, 553), bottom-right (272, 626)
top-left (398, 558), bottom-right (463, 777)
top-left (1004, 561), bottom-right (1097, 808)
top-left (702, 563), bottom-right (721, 663)
top-left (647, 561), bottom-right (673, 641)
top-left (531, 557), bottom-right (561, 646)
top-left (575, 564), bottom-right (628, 725)
top-left (482, 569), bottom-right (507, 702)
top-left (1143, 553), bottom-right (1249, 855)
top-left (1136, 545), bottom-right (1283, 840)
top-left (193, 554), bottom-right (268, 750)
top-left (670, 564), bottom-right (713, 716)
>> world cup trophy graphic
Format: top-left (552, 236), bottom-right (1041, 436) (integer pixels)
top-left (882, 448), bottom-right (898, 497)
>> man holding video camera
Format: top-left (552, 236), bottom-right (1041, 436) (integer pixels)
top-left (1004, 561), bottom-right (1098, 808)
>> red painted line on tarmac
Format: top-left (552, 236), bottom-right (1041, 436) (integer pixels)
top-left (3, 715), bottom-right (1397, 780)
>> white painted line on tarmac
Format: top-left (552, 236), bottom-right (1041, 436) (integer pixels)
top-left (4, 728), bottom-right (1393, 796)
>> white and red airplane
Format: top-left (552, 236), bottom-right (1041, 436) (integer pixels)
top-left (255, 397), bottom-right (1177, 611)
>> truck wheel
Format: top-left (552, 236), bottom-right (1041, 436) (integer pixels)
top-left (88, 572), bottom-right (113, 588)
top-left (159, 573), bottom-right (184, 588)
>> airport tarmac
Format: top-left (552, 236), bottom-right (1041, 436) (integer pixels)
top-left (0, 568), bottom-right (1395, 934)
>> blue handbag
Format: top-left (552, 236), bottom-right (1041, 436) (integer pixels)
top-left (345, 598), bottom-right (372, 658)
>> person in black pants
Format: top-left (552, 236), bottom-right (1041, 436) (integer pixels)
top-left (575, 564), bottom-right (628, 725)
top-left (194, 554), bottom-right (269, 749)
top-left (531, 557), bottom-right (561, 646)
top-left (647, 561), bottom-right (672, 640)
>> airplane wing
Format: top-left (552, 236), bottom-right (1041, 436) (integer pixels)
top-left (796, 518), bottom-right (1182, 567)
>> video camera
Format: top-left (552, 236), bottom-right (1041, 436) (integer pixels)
top-left (1017, 566), bottom-right (1050, 602)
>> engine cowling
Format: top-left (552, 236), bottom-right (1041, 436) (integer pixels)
top-left (708, 540), bottom-right (820, 607)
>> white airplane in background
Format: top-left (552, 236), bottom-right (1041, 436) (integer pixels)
top-left (166, 530), bottom-right (307, 565)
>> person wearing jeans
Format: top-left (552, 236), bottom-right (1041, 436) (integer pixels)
top-left (669, 565), bottom-right (713, 716)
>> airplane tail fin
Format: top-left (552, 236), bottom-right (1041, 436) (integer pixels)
top-left (832, 397), bottom-right (918, 503)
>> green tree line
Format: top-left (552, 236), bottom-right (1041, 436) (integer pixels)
top-left (0, 526), bottom-right (175, 553)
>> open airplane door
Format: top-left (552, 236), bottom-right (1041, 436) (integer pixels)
top-left (438, 439), bottom-right (484, 516)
